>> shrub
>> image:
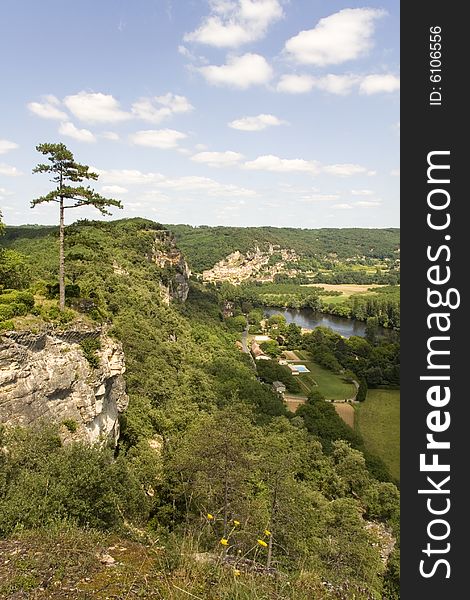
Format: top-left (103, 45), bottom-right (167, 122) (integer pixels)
top-left (80, 337), bottom-right (101, 368)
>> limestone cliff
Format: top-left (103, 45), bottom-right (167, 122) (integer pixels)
top-left (0, 328), bottom-right (128, 446)
top-left (149, 231), bottom-right (191, 303)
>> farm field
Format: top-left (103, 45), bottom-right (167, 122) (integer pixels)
top-left (301, 283), bottom-right (384, 296)
top-left (289, 351), bottom-right (356, 400)
top-left (355, 389), bottom-right (400, 482)
top-left (334, 403), bottom-right (355, 428)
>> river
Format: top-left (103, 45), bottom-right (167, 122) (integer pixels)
top-left (263, 307), bottom-right (372, 338)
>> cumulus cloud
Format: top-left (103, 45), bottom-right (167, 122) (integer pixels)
top-left (59, 122), bottom-right (96, 143)
top-left (27, 95), bottom-right (68, 120)
top-left (244, 155), bottom-right (371, 177)
top-left (359, 74), bottom-right (400, 94)
top-left (184, 0), bottom-right (283, 48)
top-left (277, 72), bottom-right (399, 95)
top-left (276, 74), bottom-right (315, 94)
top-left (101, 131), bottom-right (120, 140)
top-left (129, 129), bottom-right (187, 148)
top-left (0, 163), bottom-right (22, 177)
top-left (94, 167), bottom-right (256, 198)
top-left (63, 92), bottom-right (130, 123)
top-left (191, 150), bottom-right (244, 167)
top-left (95, 168), bottom-right (162, 185)
top-left (355, 200), bottom-right (381, 207)
top-left (0, 139), bottom-right (18, 154)
top-left (156, 175), bottom-right (256, 197)
top-left (244, 155), bottom-right (321, 174)
top-left (300, 194), bottom-right (340, 202)
top-left (351, 189), bottom-right (374, 196)
top-left (101, 185), bottom-right (128, 194)
top-left (131, 93), bottom-right (193, 123)
top-left (323, 163), bottom-right (370, 176)
top-left (284, 8), bottom-right (386, 66)
top-left (228, 113), bottom-right (286, 131)
top-left (198, 53), bottom-right (272, 88)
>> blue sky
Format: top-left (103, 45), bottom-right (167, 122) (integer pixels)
top-left (0, 0), bottom-right (399, 228)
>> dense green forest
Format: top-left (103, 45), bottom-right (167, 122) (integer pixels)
top-left (0, 218), bottom-right (399, 598)
top-left (168, 224), bottom-right (400, 272)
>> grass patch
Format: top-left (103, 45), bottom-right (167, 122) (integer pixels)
top-left (289, 351), bottom-right (356, 400)
top-left (355, 389), bottom-right (400, 482)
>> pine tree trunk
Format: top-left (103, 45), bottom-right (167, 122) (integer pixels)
top-left (59, 197), bottom-right (65, 311)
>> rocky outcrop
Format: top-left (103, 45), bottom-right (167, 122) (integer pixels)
top-left (202, 245), bottom-right (299, 285)
top-left (150, 233), bottom-right (191, 303)
top-left (0, 328), bottom-right (128, 446)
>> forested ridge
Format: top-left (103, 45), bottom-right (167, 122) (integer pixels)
top-left (168, 224), bottom-right (400, 272)
top-left (0, 218), bottom-right (399, 599)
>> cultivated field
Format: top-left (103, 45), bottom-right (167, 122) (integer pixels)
top-left (301, 283), bottom-right (384, 296)
top-left (355, 389), bottom-right (400, 482)
top-left (334, 403), bottom-right (355, 427)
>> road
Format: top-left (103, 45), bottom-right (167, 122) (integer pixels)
top-left (241, 325), bottom-right (256, 368)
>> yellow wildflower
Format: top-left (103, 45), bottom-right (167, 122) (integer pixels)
top-left (233, 520), bottom-right (240, 526)
top-left (233, 569), bottom-right (241, 576)
top-left (264, 529), bottom-right (271, 536)
top-left (220, 538), bottom-right (229, 546)
top-left (207, 513), bottom-right (214, 520)
top-left (257, 539), bottom-right (268, 548)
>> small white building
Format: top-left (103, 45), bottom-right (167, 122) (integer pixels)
top-left (272, 381), bottom-right (287, 394)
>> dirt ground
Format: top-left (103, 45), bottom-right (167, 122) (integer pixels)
top-left (333, 402), bottom-right (355, 427)
top-left (284, 395), bottom-right (308, 412)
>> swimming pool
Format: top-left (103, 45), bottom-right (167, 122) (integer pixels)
top-left (294, 365), bottom-right (310, 373)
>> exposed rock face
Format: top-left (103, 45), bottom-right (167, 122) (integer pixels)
top-left (202, 245), bottom-right (299, 285)
top-left (150, 232), bottom-right (191, 303)
top-left (0, 329), bottom-right (128, 446)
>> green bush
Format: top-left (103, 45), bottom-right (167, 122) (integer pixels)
top-left (0, 426), bottom-right (149, 535)
top-left (79, 337), bottom-right (101, 368)
top-left (62, 419), bottom-right (78, 433)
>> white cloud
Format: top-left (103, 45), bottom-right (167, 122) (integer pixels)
top-left (63, 92), bottom-right (130, 123)
top-left (276, 74), bottom-right (315, 94)
top-left (301, 194), bottom-right (340, 202)
top-left (355, 200), bottom-right (381, 207)
top-left (191, 150), bottom-right (244, 167)
top-left (0, 163), bottom-right (22, 177)
top-left (101, 131), bottom-right (120, 140)
top-left (101, 185), bottom-right (128, 194)
top-left (59, 122), bottom-right (96, 143)
top-left (154, 93), bottom-right (193, 113)
top-left (0, 139), bottom-right (18, 154)
top-left (131, 93), bottom-right (193, 123)
top-left (228, 113), bottom-right (286, 131)
top-left (323, 163), bottom-right (369, 176)
top-left (360, 74), bottom-right (400, 95)
top-left (95, 168), bottom-right (163, 185)
top-left (351, 189), bottom-right (374, 196)
top-left (198, 53), bottom-right (272, 89)
top-left (277, 72), bottom-right (398, 95)
top-left (312, 74), bottom-right (361, 95)
top-left (156, 175), bottom-right (256, 197)
top-left (27, 95), bottom-right (68, 120)
top-left (184, 0), bottom-right (283, 48)
top-left (244, 155), bottom-right (321, 174)
top-left (129, 129), bottom-right (187, 148)
top-left (332, 203), bottom-right (353, 209)
top-left (390, 169), bottom-right (400, 177)
top-left (284, 8), bottom-right (386, 66)
top-left (244, 155), bottom-right (371, 177)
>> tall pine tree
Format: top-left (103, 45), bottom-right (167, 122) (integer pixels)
top-left (32, 143), bottom-right (122, 309)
